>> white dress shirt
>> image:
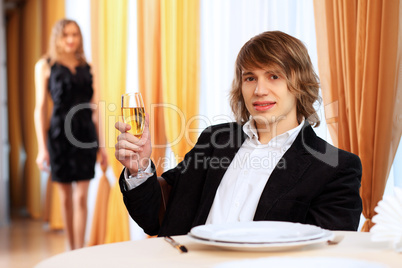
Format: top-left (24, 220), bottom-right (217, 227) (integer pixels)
top-left (205, 119), bottom-right (304, 224)
top-left (124, 119), bottom-right (304, 225)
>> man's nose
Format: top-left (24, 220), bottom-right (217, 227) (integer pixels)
top-left (254, 80), bottom-right (270, 96)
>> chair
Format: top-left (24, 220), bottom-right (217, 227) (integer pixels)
top-left (157, 177), bottom-right (172, 225)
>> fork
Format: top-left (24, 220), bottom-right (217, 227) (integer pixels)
top-left (327, 234), bottom-right (345, 245)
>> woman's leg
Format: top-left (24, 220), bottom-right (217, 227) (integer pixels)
top-left (56, 182), bottom-right (74, 250)
top-left (73, 180), bottom-right (90, 249)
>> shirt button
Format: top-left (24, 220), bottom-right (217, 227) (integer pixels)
top-left (235, 202), bottom-right (239, 207)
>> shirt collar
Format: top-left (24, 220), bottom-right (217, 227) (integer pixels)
top-left (243, 119), bottom-right (259, 140)
top-left (242, 117), bottom-right (305, 148)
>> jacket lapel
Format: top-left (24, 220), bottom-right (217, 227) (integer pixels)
top-left (253, 123), bottom-right (313, 220)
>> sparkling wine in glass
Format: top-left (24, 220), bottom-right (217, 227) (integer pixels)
top-left (121, 92), bottom-right (152, 179)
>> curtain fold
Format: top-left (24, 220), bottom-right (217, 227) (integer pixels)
top-left (314, 0), bottom-right (402, 231)
top-left (393, 2), bottom-right (402, 188)
top-left (91, 0), bottom-right (127, 180)
top-left (20, 0), bottom-right (43, 219)
top-left (91, 0), bottom-right (130, 243)
top-left (137, 0), bottom-right (167, 175)
top-left (160, 0), bottom-right (200, 158)
top-left (41, 0), bottom-right (65, 53)
top-left (7, 0), bottom-right (66, 225)
top-left (7, 9), bottom-right (25, 212)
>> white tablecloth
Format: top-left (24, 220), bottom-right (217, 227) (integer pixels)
top-left (35, 231), bottom-right (402, 268)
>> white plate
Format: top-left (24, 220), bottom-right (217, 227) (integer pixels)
top-left (189, 221), bottom-right (326, 244)
top-left (188, 230), bottom-right (334, 252)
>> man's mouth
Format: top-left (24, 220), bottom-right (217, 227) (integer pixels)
top-left (253, 101), bottom-right (276, 111)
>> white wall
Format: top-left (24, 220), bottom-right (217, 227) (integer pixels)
top-left (0, 0), bottom-right (10, 227)
top-left (65, 0), bottom-right (92, 62)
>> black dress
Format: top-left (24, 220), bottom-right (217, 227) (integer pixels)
top-left (47, 62), bottom-right (98, 183)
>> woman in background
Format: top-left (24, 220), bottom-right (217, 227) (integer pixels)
top-left (34, 19), bottom-right (107, 250)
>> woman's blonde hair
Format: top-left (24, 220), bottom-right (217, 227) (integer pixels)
top-left (229, 31), bottom-right (321, 127)
top-left (46, 19), bottom-right (86, 65)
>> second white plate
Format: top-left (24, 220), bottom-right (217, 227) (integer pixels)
top-left (189, 221), bottom-right (327, 244)
top-left (188, 230), bottom-right (334, 252)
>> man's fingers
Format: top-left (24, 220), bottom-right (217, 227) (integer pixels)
top-left (115, 149), bottom-right (141, 167)
top-left (116, 132), bottom-right (147, 147)
top-left (116, 132), bottom-right (133, 142)
top-left (145, 113), bottom-right (150, 127)
top-left (115, 139), bottom-right (144, 152)
top-left (115, 121), bottom-right (131, 133)
top-left (140, 113), bottom-right (150, 142)
top-left (115, 148), bottom-right (133, 160)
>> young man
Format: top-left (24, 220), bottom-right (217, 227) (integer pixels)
top-left (115, 31), bottom-right (362, 236)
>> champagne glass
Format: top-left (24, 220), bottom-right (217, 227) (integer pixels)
top-left (121, 92), bottom-right (153, 179)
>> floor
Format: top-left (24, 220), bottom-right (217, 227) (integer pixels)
top-left (0, 211), bottom-right (66, 268)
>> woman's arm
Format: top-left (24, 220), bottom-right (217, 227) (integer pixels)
top-left (34, 58), bottom-right (51, 172)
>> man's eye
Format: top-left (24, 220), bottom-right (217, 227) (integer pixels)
top-left (244, 77), bottom-right (255, 82)
top-left (271, 75), bottom-right (279, 80)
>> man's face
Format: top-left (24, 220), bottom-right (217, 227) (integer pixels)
top-left (241, 66), bottom-right (298, 131)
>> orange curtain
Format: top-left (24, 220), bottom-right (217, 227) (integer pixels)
top-left (41, 0), bottom-right (65, 53)
top-left (137, 0), bottom-right (167, 175)
top-left (137, 0), bottom-right (201, 167)
top-left (160, 0), bottom-right (201, 158)
top-left (88, 1), bottom-right (110, 246)
top-left (20, 0), bottom-right (43, 219)
top-left (314, 0), bottom-right (402, 231)
top-left (7, 0), bottom-right (65, 223)
top-left (91, 0), bottom-right (130, 243)
top-left (91, 1), bottom-right (127, 179)
top-left (7, 8), bottom-right (25, 212)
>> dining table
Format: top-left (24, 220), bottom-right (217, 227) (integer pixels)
top-left (35, 231), bottom-right (401, 268)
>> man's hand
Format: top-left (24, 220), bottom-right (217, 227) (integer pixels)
top-left (115, 113), bottom-right (152, 174)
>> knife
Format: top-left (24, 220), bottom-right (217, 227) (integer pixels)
top-left (164, 236), bottom-right (188, 253)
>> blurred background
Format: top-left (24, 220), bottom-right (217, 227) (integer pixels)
top-left (0, 0), bottom-right (401, 266)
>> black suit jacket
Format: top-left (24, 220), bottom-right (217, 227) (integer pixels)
top-left (119, 122), bottom-right (362, 236)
